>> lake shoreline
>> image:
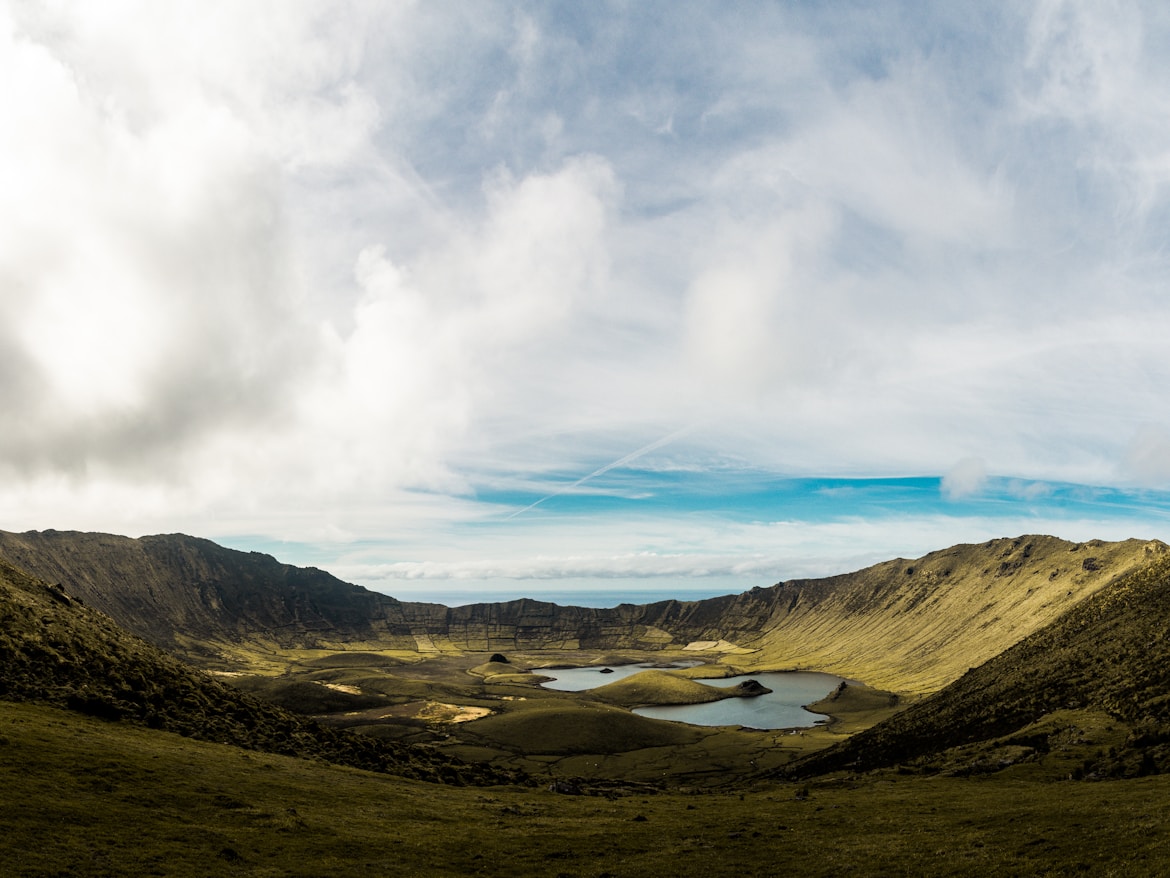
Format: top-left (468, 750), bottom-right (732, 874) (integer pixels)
top-left (537, 663), bottom-right (847, 730)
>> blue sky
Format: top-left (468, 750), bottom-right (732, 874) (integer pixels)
top-left (4, 1), bottom-right (1170, 604)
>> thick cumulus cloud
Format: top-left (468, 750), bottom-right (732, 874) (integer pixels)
top-left (301, 155), bottom-right (619, 496)
top-left (3, 1), bottom-right (1170, 576)
top-left (0, 1), bottom-right (362, 479)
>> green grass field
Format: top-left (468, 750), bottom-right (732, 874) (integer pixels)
top-left (4, 700), bottom-right (1170, 877)
top-left (9, 539), bottom-right (1170, 875)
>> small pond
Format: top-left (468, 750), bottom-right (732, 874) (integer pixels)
top-left (538, 664), bottom-right (844, 730)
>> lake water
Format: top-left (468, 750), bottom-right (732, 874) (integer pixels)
top-left (538, 662), bottom-right (702, 691)
top-left (538, 664), bottom-right (843, 730)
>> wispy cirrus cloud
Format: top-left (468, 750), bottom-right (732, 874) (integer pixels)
top-left (3, 2), bottom-right (1170, 599)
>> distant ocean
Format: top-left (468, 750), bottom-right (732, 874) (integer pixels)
top-left (376, 584), bottom-right (745, 608)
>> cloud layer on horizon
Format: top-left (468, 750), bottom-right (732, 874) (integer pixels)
top-left (4, 2), bottom-right (1170, 589)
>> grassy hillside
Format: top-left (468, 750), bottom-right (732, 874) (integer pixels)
top-left (0, 558), bottom-right (516, 785)
top-left (789, 549), bottom-right (1170, 779)
top-left (589, 669), bottom-right (734, 706)
top-left (10, 534), bottom-right (1170, 872)
top-left (0, 557), bottom-right (806, 789)
top-left (5, 699), bottom-right (1170, 876)
top-left (456, 697), bottom-right (705, 755)
top-left (739, 536), bottom-right (1166, 693)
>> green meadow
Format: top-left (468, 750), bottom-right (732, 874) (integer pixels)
top-left (5, 700), bottom-right (1170, 877)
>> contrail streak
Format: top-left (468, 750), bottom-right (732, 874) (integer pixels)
top-left (505, 426), bottom-right (695, 520)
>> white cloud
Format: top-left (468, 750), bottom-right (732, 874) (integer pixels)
top-left (1024, 0), bottom-right (1144, 123)
top-left (942, 458), bottom-right (989, 500)
top-left (3, 2), bottom-right (1170, 592)
top-left (1123, 425), bottom-right (1170, 487)
top-left (290, 154), bottom-right (620, 497)
top-left (324, 508), bottom-right (1168, 601)
top-left (0, 1), bottom-right (361, 478)
top-left (774, 72), bottom-right (1013, 250)
top-left (346, 552), bottom-right (785, 583)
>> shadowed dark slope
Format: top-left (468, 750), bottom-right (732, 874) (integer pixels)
top-left (0, 530), bottom-right (428, 656)
top-left (0, 530), bottom-right (771, 658)
top-left (0, 558), bottom-right (518, 785)
top-left (789, 547), bottom-right (1170, 779)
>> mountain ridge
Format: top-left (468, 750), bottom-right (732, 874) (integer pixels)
top-left (0, 555), bottom-right (519, 785)
top-left (0, 529), bottom-right (1160, 695)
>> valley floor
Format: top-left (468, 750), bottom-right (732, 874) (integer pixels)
top-left (3, 701), bottom-right (1168, 877)
top-left (221, 647), bottom-right (901, 787)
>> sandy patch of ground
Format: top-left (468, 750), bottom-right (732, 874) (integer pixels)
top-left (317, 682), bottom-right (362, 695)
top-left (683, 640), bottom-right (739, 652)
top-left (337, 701), bottom-right (494, 724)
top-left (417, 702), bottom-right (493, 723)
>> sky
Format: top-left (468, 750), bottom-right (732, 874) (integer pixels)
top-left (4, 0), bottom-right (1170, 606)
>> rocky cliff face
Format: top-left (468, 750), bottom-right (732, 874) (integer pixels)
top-left (0, 533), bottom-right (748, 655)
top-left (1, 530), bottom-right (1162, 693)
top-left (0, 530), bottom-right (425, 655)
top-left (0, 530), bottom-right (770, 657)
top-left (745, 535), bottom-right (1168, 692)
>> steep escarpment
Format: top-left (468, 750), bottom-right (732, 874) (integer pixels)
top-left (0, 530), bottom-right (430, 656)
top-left (0, 531), bottom-right (751, 659)
top-left (0, 530), bottom-right (796, 658)
top-left (740, 535), bottom-right (1168, 692)
top-left (1, 530), bottom-right (1162, 695)
top-left (437, 593), bottom-right (769, 652)
top-left (789, 550), bottom-right (1170, 779)
top-left (0, 558), bottom-right (517, 785)
top-left (429, 535), bottom-right (1167, 693)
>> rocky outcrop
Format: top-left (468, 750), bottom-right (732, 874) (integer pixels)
top-left (730, 679), bottom-right (772, 697)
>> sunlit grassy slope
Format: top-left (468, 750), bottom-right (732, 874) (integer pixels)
top-left (589, 669), bottom-right (733, 706)
top-left (738, 536), bottom-right (1167, 693)
top-left (789, 549), bottom-right (1170, 779)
